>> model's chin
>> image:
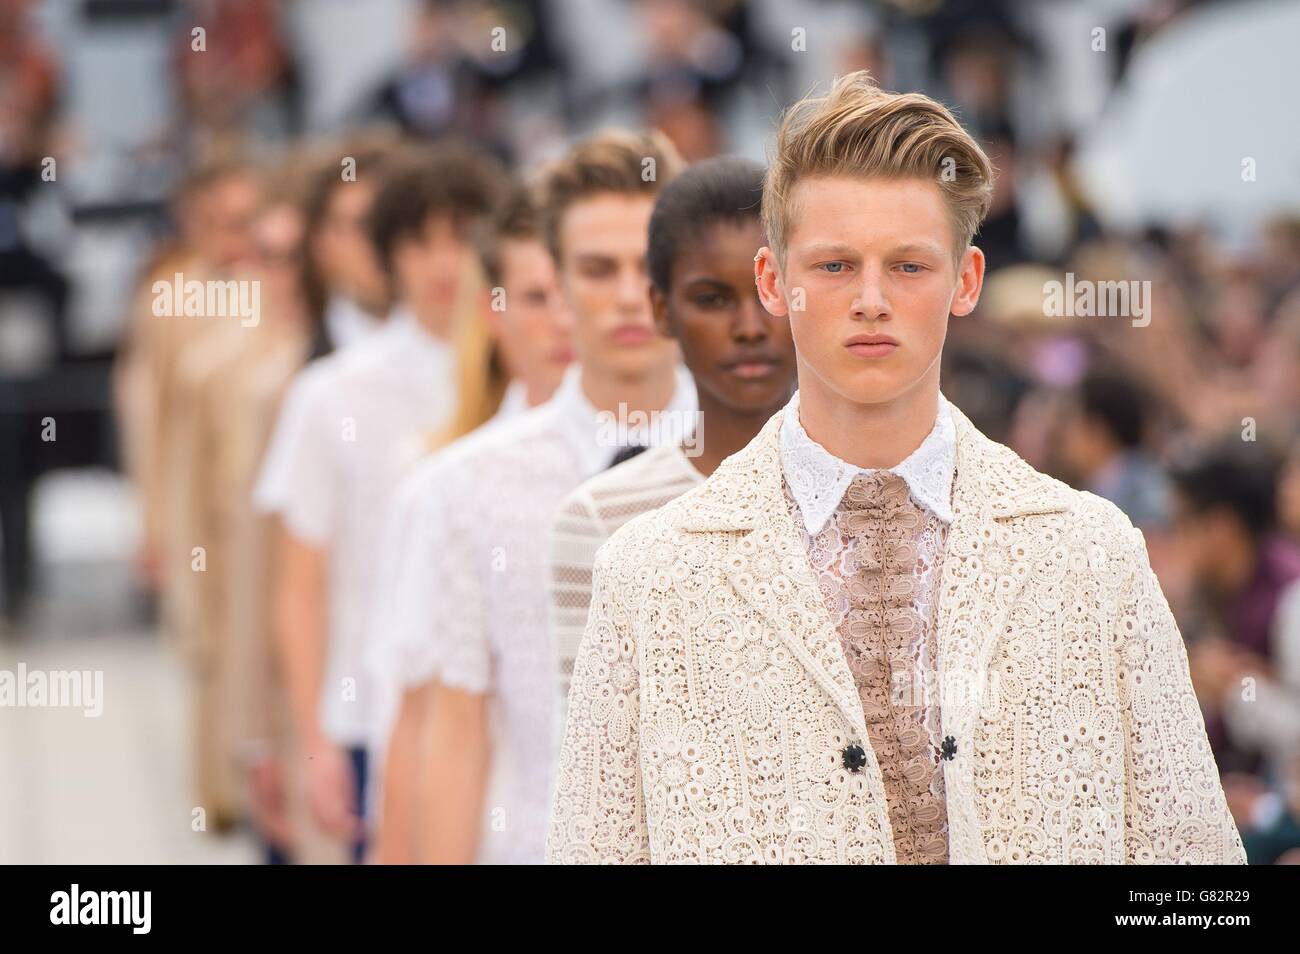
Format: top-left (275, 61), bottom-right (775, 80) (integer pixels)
top-left (820, 360), bottom-right (921, 406)
top-left (711, 375), bottom-right (794, 414)
top-left (591, 341), bottom-right (671, 380)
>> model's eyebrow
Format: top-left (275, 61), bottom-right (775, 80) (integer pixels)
top-left (681, 275), bottom-right (735, 288)
top-left (794, 241), bottom-right (948, 259)
top-left (796, 242), bottom-right (860, 259)
top-left (890, 242), bottom-right (948, 258)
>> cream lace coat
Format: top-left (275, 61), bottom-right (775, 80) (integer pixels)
top-left (546, 400), bottom-right (1247, 864)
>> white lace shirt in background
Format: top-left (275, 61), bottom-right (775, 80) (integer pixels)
top-left (386, 362), bottom-right (697, 863)
top-left (364, 378), bottom-right (530, 820)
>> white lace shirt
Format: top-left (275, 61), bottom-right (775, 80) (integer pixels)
top-left (779, 388), bottom-right (957, 534)
top-left (779, 388), bottom-right (958, 863)
top-left (387, 363), bottom-right (698, 863)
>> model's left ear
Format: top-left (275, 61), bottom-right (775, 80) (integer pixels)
top-left (951, 245), bottom-right (986, 318)
top-left (754, 247), bottom-right (789, 319)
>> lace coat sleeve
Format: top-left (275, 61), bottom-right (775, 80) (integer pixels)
top-left (1115, 525), bottom-right (1248, 864)
top-left (546, 539), bottom-right (649, 864)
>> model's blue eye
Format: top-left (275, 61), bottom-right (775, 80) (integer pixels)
top-left (899, 263), bottom-right (922, 274)
top-left (822, 262), bottom-right (845, 273)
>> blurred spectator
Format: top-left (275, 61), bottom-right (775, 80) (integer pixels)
top-left (909, 0), bottom-right (1031, 141)
top-left (1280, 440), bottom-right (1300, 542)
top-left (360, 0), bottom-right (568, 160)
top-left (633, 0), bottom-right (745, 160)
top-left (1056, 369), bottom-right (1172, 530)
top-left (171, 0), bottom-right (302, 146)
top-left (1173, 447), bottom-right (1300, 772)
top-left (1174, 443), bottom-right (1300, 865)
top-left (976, 124), bottom-right (1032, 273)
top-left (0, 0), bottom-right (65, 348)
top-left (0, 0), bottom-right (66, 618)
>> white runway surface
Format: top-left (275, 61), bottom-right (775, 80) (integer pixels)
top-left (0, 470), bottom-right (258, 864)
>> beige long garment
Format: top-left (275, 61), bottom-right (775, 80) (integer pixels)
top-left (116, 252), bottom-right (229, 639)
top-left (221, 329), bottom-right (349, 864)
top-left (114, 247), bottom-right (192, 579)
top-left (164, 315), bottom-right (254, 823)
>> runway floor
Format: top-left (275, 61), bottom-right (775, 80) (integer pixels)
top-left (0, 470), bottom-right (259, 864)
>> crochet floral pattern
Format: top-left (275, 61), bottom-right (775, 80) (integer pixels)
top-left (546, 401), bottom-right (1247, 865)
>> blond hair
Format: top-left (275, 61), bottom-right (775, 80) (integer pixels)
top-left (763, 71), bottom-right (995, 264)
top-left (537, 129), bottom-right (685, 261)
top-left (425, 260), bottom-right (508, 453)
top-left (432, 184), bottom-right (544, 452)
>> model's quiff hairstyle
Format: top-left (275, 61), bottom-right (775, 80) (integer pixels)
top-left (762, 70), bottom-right (995, 265)
top-left (537, 129), bottom-right (685, 262)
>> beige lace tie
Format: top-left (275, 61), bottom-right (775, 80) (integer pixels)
top-left (832, 470), bottom-right (950, 865)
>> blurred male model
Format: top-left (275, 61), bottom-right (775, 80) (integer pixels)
top-left (547, 156), bottom-right (797, 745)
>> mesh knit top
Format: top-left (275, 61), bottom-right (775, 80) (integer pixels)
top-left (549, 444), bottom-right (707, 755)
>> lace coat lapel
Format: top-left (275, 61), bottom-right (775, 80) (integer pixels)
top-left (678, 399), bottom-right (1072, 863)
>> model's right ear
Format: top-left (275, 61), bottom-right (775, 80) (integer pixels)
top-left (754, 246), bottom-right (789, 318)
top-left (650, 284), bottom-right (674, 339)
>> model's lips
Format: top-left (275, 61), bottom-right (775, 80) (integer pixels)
top-left (550, 344), bottom-right (576, 364)
top-left (610, 324), bottom-right (654, 345)
top-left (723, 356), bottom-right (783, 380)
top-left (844, 333), bottom-right (898, 358)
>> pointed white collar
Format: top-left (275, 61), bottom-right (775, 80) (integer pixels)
top-left (550, 362), bottom-right (699, 478)
top-left (778, 388), bottom-right (957, 534)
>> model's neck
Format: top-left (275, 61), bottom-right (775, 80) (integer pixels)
top-left (523, 376), bottom-right (556, 408)
top-left (688, 385), bottom-right (793, 478)
top-left (270, 302), bottom-right (309, 338)
top-left (579, 362), bottom-right (679, 417)
top-left (795, 368), bottom-right (941, 469)
top-left (408, 300), bottom-right (455, 341)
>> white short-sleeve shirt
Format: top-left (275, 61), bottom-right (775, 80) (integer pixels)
top-left (253, 310), bottom-right (457, 746)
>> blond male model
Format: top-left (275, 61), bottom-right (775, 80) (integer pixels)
top-left (547, 73), bottom-right (1246, 865)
